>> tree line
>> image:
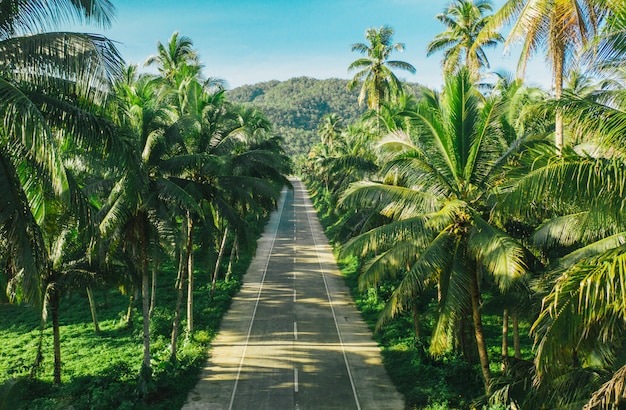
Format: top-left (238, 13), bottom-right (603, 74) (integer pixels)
top-left (304, 0), bottom-right (626, 408)
top-left (0, 0), bottom-right (290, 399)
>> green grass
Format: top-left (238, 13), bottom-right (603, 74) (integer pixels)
top-left (0, 227), bottom-right (262, 409)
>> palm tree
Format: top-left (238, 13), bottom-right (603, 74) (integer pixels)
top-left (427, 0), bottom-right (503, 78)
top-left (588, 4), bottom-right (626, 77)
top-left (101, 67), bottom-right (198, 391)
top-left (145, 31), bottom-right (200, 81)
top-left (340, 69), bottom-right (528, 394)
top-left (0, 0), bottom-right (121, 307)
top-left (160, 70), bottom-right (289, 358)
top-left (485, 0), bottom-right (613, 150)
top-left (318, 113), bottom-right (343, 151)
top-left (500, 77), bottom-right (626, 408)
top-left (347, 25), bottom-right (416, 112)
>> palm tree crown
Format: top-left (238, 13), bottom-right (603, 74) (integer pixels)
top-left (347, 25), bottom-right (416, 110)
top-left (484, 0), bottom-right (613, 149)
top-left (341, 68), bottom-right (528, 394)
top-left (427, 0), bottom-right (503, 78)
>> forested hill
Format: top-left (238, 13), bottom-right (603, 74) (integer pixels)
top-left (227, 77), bottom-right (365, 157)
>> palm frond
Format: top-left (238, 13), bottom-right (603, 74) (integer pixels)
top-left (341, 216), bottom-right (431, 258)
top-left (377, 231), bottom-right (457, 335)
top-left (584, 363), bottom-right (626, 410)
top-left (0, 147), bottom-right (46, 305)
top-left (358, 239), bottom-right (422, 291)
top-left (469, 212), bottom-right (527, 291)
top-left (0, 0), bottom-right (115, 37)
top-left (340, 181), bottom-right (440, 219)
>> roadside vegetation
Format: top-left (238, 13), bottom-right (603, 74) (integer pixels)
top-left (3, 0), bottom-right (626, 409)
top-left (0, 0), bottom-right (290, 408)
top-left (302, 3), bottom-right (626, 408)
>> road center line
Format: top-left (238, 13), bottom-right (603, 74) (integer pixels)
top-left (294, 321), bottom-right (298, 340)
top-left (300, 181), bottom-right (362, 410)
top-left (294, 368), bottom-right (299, 392)
top-left (228, 187), bottom-right (288, 410)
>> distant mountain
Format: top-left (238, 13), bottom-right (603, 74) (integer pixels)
top-left (227, 77), bottom-right (365, 158)
top-left (227, 76), bottom-right (423, 158)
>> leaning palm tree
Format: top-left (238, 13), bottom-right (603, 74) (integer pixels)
top-left (347, 25), bottom-right (416, 112)
top-left (0, 0), bottom-right (121, 307)
top-left (427, 0), bottom-right (503, 79)
top-left (484, 0), bottom-right (613, 150)
top-left (341, 68), bottom-right (528, 394)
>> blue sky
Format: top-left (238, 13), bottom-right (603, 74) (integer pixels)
top-left (79, 0), bottom-right (551, 89)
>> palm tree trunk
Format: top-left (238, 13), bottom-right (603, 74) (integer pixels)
top-left (211, 226), bottom-right (229, 297)
top-left (125, 288), bottom-right (136, 327)
top-left (139, 244), bottom-right (152, 394)
top-left (149, 249), bottom-right (158, 317)
top-left (31, 324), bottom-right (45, 378)
top-left (501, 309), bottom-right (509, 370)
top-left (513, 310), bottom-right (521, 359)
top-left (50, 290), bottom-right (62, 385)
top-left (412, 300), bottom-right (421, 339)
top-left (186, 213), bottom-right (194, 335)
top-left (553, 38), bottom-right (565, 152)
top-left (225, 236), bottom-right (238, 282)
top-left (170, 246), bottom-right (187, 363)
top-left (470, 270), bottom-right (491, 394)
top-left (86, 286), bottom-right (100, 334)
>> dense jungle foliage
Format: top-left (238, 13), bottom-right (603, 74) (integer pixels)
top-left (4, 0), bottom-right (626, 409)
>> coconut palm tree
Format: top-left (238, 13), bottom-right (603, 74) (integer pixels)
top-left (484, 0), bottom-right (613, 150)
top-left (100, 67), bottom-right (199, 392)
top-left (145, 31), bottom-right (200, 82)
top-left (161, 73), bottom-right (289, 357)
top-left (347, 25), bottom-right (416, 112)
top-left (427, 0), bottom-right (503, 79)
top-left (0, 0), bottom-right (121, 307)
top-left (499, 76), bottom-right (626, 408)
top-left (340, 68), bottom-right (529, 394)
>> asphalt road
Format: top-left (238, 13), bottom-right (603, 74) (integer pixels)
top-left (183, 177), bottom-right (404, 410)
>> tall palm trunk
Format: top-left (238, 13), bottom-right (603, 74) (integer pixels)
top-left (501, 309), bottom-right (509, 370)
top-left (185, 213), bottom-right (194, 335)
top-left (211, 226), bottom-right (229, 297)
top-left (412, 300), bottom-right (421, 339)
top-left (470, 270), bottom-right (491, 394)
top-left (170, 245), bottom-right (187, 362)
top-left (149, 248), bottom-right (158, 317)
top-left (139, 226), bottom-right (152, 394)
top-left (513, 310), bottom-right (521, 359)
top-left (86, 286), bottom-right (100, 333)
top-left (553, 33), bottom-right (565, 152)
top-left (50, 290), bottom-right (62, 385)
top-left (225, 236), bottom-right (238, 282)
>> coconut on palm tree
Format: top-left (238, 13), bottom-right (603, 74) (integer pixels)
top-left (341, 68), bottom-right (529, 394)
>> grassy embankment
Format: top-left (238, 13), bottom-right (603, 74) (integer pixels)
top-left (0, 219), bottom-right (266, 409)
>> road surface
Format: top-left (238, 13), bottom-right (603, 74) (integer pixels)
top-left (183, 177), bottom-right (404, 410)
